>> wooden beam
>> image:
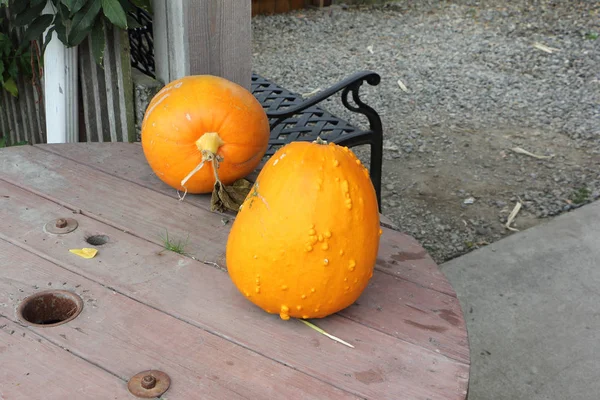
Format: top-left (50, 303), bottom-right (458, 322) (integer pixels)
top-left (42, 3), bottom-right (79, 143)
top-left (152, 0), bottom-right (251, 90)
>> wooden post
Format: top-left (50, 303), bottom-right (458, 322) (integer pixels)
top-left (42, 1), bottom-right (78, 144)
top-left (151, 0), bottom-right (251, 90)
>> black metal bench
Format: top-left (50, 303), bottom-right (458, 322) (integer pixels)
top-left (250, 71), bottom-right (383, 210)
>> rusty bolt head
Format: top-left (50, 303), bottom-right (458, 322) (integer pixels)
top-left (44, 217), bottom-right (78, 235)
top-left (141, 375), bottom-right (156, 389)
top-left (127, 370), bottom-right (170, 398)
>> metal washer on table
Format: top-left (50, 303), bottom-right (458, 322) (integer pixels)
top-left (43, 218), bottom-right (78, 234)
top-left (127, 370), bottom-right (170, 398)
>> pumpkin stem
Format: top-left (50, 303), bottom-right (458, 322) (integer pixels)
top-left (178, 133), bottom-right (225, 202)
top-left (178, 150), bottom-right (225, 202)
top-left (196, 132), bottom-right (224, 154)
top-left (178, 158), bottom-right (207, 201)
top-left (313, 136), bottom-right (327, 145)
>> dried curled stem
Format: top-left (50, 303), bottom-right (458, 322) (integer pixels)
top-left (177, 150), bottom-right (223, 201)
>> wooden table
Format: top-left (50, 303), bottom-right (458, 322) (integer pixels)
top-left (0, 143), bottom-right (470, 399)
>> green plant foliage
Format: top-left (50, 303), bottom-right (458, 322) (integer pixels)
top-left (0, 0), bottom-right (152, 96)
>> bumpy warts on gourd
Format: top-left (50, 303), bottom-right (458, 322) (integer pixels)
top-left (226, 137), bottom-right (382, 320)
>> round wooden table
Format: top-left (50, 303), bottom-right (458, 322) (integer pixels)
top-left (0, 142), bottom-right (470, 399)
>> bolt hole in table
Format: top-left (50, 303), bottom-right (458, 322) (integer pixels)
top-left (0, 142), bottom-right (470, 399)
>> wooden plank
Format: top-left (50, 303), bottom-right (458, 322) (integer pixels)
top-left (341, 272), bottom-right (469, 363)
top-left (0, 145), bottom-right (230, 264)
top-left (22, 74), bottom-right (41, 144)
top-left (377, 230), bottom-right (457, 296)
top-left (0, 92), bottom-right (8, 143)
top-left (0, 239), bottom-right (356, 400)
top-left (259, 0), bottom-right (276, 14)
top-left (275, 0), bottom-right (291, 13)
top-left (290, 0), bottom-right (306, 10)
top-left (102, 20), bottom-right (118, 142)
top-left (77, 21), bottom-right (134, 143)
top-left (79, 40), bottom-right (95, 142)
top-left (187, 0), bottom-right (252, 90)
top-left (31, 60), bottom-right (47, 144)
top-left (41, 22), bottom-right (79, 143)
top-left (1, 90), bottom-right (16, 145)
top-left (153, 0), bottom-right (251, 90)
top-left (0, 174), bottom-right (470, 399)
top-left (7, 86), bottom-right (22, 143)
top-left (0, 179), bottom-right (468, 364)
top-left (114, 26), bottom-right (135, 142)
top-left (0, 317), bottom-right (125, 399)
top-left (36, 142), bottom-right (458, 295)
top-left (15, 75), bottom-right (31, 144)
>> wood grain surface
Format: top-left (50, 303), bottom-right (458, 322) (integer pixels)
top-left (0, 143), bottom-right (470, 399)
top-left (0, 317), bottom-right (124, 399)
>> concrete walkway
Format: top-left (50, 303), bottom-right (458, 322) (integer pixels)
top-left (441, 200), bottom-right (600, 400)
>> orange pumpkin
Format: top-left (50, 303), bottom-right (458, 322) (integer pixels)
top-left (226, 138), bottom-right (382, 320)
top-left (141, 75), bottom-right (270, 195)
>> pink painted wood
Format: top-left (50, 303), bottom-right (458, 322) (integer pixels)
top-left (0, 143), bottom-right (470, 399)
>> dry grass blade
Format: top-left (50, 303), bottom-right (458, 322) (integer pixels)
top-left (397, 79), bottom-right (409, 93)
top-left (301, 88), bottom-right (322, 97)
top-left (511, 147), bottom-right (554, 160)
top-left (505, 201), bottom-right (522, 232)
top-left (298, 319), bottom-right (355, 348)
top-left (533, 42), bottom-right (561, 54)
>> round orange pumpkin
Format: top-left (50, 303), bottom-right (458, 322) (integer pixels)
top-left (141, 75), bottom-right (270, 194)
top-left (226, 138), bottom-right (382, 320)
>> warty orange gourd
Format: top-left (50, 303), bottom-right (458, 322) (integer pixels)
top-left (226, 138), bottom-right (382, 320)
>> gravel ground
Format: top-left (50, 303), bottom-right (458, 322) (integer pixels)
top-left (251, 0), bottom-right (600, 264)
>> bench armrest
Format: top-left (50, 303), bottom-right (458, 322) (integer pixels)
top-left (266, 71), bottom-right (382, 132)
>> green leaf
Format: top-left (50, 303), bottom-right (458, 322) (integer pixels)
top-left (9, 0), bottom-right (29, 16)
top-left (7, 58), bottom-right (18, 80)
top-left (18, 50), bottom-right (32, 75)
top-left (60, 0), bottom-right (75, 8)
top-left (118, 0), bottom-right (135, 13)
top-left (13, 0), bottom-right (47, 26)
top-left (61, 0), bottom-right (88, 15)
top-left (3, 77), bottom-right (18, 97)
top-left (90, 16), bottom-right (105, 66)
top-left (129, 0), bottom-right (152, 13)
top-left (54, 15), bottom-right (68, 44)
top-left (67, 0), bottom-right (101, 46)
top-left (101, 0), bottom-right (127, 29)
top-left (41, 26), bottom-right (56, 56)
top-left (0, 35), bottom-right (10, 56)
top-left (21, 14), bottom-right (53, 44)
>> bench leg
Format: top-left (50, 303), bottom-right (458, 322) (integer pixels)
top-left (370, 128), bottom-right (383, 212)
top-left (340, 80), bottom-right (384, 212)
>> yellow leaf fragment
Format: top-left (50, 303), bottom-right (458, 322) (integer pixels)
top-left (69, 248), bottom-right (98, 259)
